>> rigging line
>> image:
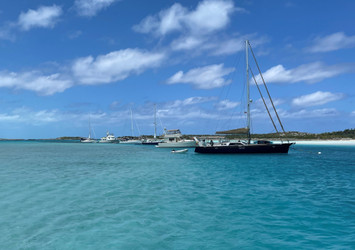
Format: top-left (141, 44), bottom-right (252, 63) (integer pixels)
top-left (214, 44), bottom-right (243, 133)
top-left (135, 119), bottom-right (141, 136)
top-left (250, 67), bottom-right (281, 140)
top-left (247, 41), bottom-right (287, 135)
top-left (157, 111), bottom-right (164, 136)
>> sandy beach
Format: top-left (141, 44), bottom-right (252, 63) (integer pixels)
top-left (288, 140), bottom-right (355, 146)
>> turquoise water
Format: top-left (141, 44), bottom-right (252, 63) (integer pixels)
top-left (0, 142), bottom-right (354, 249)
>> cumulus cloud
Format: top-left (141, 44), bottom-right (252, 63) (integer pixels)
top-left (185, 0), bottom-right (236, 34)
top-left (18, 5), bottom-right (62, 30)
top-left (292, 91), bottom-right (344, 107)
top-left (0, 48), bottom-right (167, 95)
top-left (171, 36), bottom-right (206, 51)
top-left (215, 99), bottom-right (240, 110)
top-left (134, 0), bottom-right (257, 56)
top-left (168, 96), bottom-right (215, 108)
top-left (133, 0), bottom-right (237, 36)
top-left (0, 71), bottom-right (73, 95)
top-left (0, 108), bottom-right (62, 124)
top-left (170, 34), bottom-right (268, 56)
top-left (72, 48), bottom-right (166, 84)
top-left (0, 113), bottom-right (21, 122)
top-left (166, 64), bottom-right (235, 89)
top-left (255, 62), bottom-right (353, 84)
top-left (284, 108), bottom-right (339, 119)
top-left (74, 0), bottom-right (118, 17)
top-left (308, 32), bottom-right (355, 53)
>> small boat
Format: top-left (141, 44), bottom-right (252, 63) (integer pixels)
top-left (80, 136), bottom-right (96, 143)
top-left (171, 149), bottom-right (188, 153)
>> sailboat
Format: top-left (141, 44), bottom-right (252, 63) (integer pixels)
top-left (81, 116), bottom-right (96, 143)
top-left (142, 104), bottom-right (163, 145)
top-left (195, 40), bottom-right (294, 154)
top-left (120, 108), bottom-right (142, 144)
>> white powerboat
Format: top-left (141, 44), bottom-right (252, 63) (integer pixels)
top-left (99, 131), bottom-right (119, 143)
top-left (156, 129), bottom-right (196, 148)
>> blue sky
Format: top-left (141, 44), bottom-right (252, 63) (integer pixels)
top-left (0, 0), bottom-right (354, 139)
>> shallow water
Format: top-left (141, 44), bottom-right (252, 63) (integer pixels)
top-left (0, 141), bottom-right (354, 249)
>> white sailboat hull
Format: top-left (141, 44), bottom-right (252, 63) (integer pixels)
top-left (156, 140), bottom-right (196, 148)
top-left (120, 140), bottom-right (142, 144)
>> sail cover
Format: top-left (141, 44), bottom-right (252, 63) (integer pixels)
top-left (216, 128), bottom-right (249, 134)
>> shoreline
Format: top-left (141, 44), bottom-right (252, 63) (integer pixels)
top-left (286, 139), bottom-right (355, 146)
top-left (1, 138), bottom-right (355, 146)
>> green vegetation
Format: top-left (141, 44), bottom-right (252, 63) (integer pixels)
top-left (188, 128), bottom-right (355, 140)
top-left (246, 128), bottom-right (355, 140)
top-left (56, 136), bottom-right (83, 140)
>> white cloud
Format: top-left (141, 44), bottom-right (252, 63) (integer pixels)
top-left (18, 5), bottom-right (62, 31)
top-left (351, 111), bottom-right (355, 116)
top-left (156, 3), bottom-right (187, 35)
top-left (212, 35), bottom-right (267, 56)
top-left (133, 3), bottom-right (186, 35)
top-left (74, 0), bottom-right (118, 17)
top-left (168, 96), bottom-right (215, 108)
top-left (170, 33), bottom-right (268, 56)
top-left (292, 91), bottom-right (344, 107)
top-left (185, 0), bottom-right (235, 34)
top-left (166, 64), bottom-right (235, 89)
top-left (284, 108), bottom-right (339, 119)
top-left (133, 0), bottom-right (237, 36)
top-left (308, 32), bottom-right (355, 53)
top-left (0, 71), bottom-right (73, 95)
top-left (254, 98), bottom-right (284, 111)
top-left (171, 36), bottom-right (205, 51)
top-left (157, 107), bottom-right (218, 120)
top-left (215, 99), bottom-right (240, 110)
top-left (0, 108), bottom-right (61, 124)
top-left (68, 30), bottom-right (83, 39)
top-left (72, 48), bottom-right (166, 85)
top-left (0, 48), bottom-right (166, 95)
top-left (134, 0), bottom-right (256, 57)
top-left (0, 113), bottom-right (21, 122)
top-left (0, 25), bottom-right (15, 40)
top-left (256, 62), bottom-right (353, 84)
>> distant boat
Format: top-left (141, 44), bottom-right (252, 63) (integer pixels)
top-left (80, 136), bottom-right (96, 143)
top-left (141, 138), bottom-right (163, 145)
top-left (81, 116), bottom-right (96, 143)
top-left (121, 108), bottom-right (142, 144)
top-left (99, 131), bottom-right (119, 143)
top-left (120, 138), bottom-right (142, 144)
top-left (142, 104), bottom-right (163, 145)
top-left (171, 149), bottom-right (188, 153)
top-left (195, 40), bottom-right (294, 154)
top-left (156, 129), bottom-right (196, 148)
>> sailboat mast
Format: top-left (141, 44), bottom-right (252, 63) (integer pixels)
top-left (130, 108), bottom-right (134, 137)
top-left (154, 104), bottom-right (157, 139)
top-left (246, 40), bottom-right (251, 143)
top-left (88, 115), bottom-right (92, 139)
